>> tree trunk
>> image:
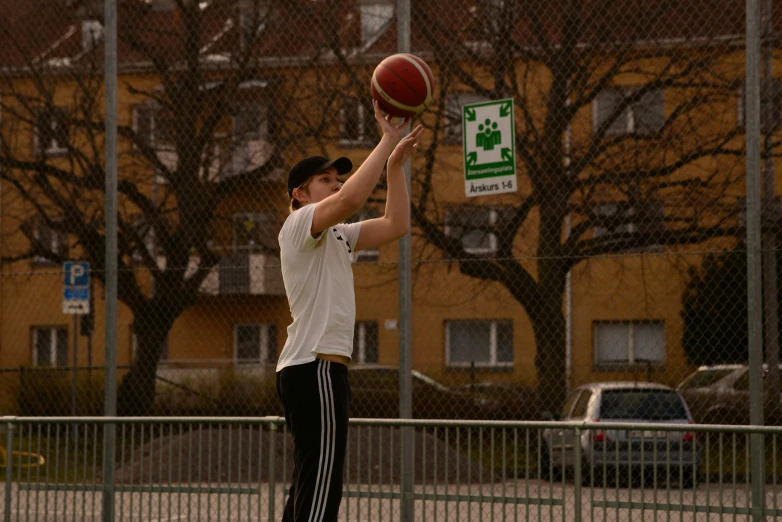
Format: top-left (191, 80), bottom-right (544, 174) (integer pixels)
top-left (116, 312), bottom-right (174, 416)
top-left (529, 301), bottom-right (568, 417)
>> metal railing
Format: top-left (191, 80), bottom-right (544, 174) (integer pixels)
top-left (0, 417), bottom-right (781, 521)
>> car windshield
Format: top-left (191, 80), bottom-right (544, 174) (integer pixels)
top-left (411, 370), bottom-right (450, 393)
top-left (599, 389), bottom-right (688, 420)
top-left (680, 369), bottom-right (737, 389)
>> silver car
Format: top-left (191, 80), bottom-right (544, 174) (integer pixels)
top-left (542, 382), bottom-right (701, 485)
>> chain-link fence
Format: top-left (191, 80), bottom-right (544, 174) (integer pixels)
top-left (0, 0), bottom-right (777, 429)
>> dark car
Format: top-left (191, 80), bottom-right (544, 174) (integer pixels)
top-left (348, 365), bottom-right (484, 419)
top-left (456, 381), bottom-right (540, 420)
top-left (677, 364), bottom-right (782, 424)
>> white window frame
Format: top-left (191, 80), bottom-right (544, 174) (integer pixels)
top-left (445, 206), bottom-right (502, 255)
top-left (32, 217), bottom-right (68, 265)
top-left (32, 326), bottom-right (68, 367)
top-left (353, 321), bottom-right (379, 364)
top-left (34, 107), bottom-right (69, 157)
top-left (81, 19), bottom-right (103, 51)
top-left (445, 319), bottom-right (513, 368)
top-left (592, 87), bottom-right (664, 136)
top-left (593, 320), bottom-right (665, 368)
top-left (345, 208), bottom-right (380, 261)
top-left (233, 323), bottom-right (276, 365)
top-left (232, 211), bottom-right (278, 253)
top-left (130, 213), bottom-right (157, 264)
top-left (359, 1), bottom-right (394, 48)
top-left (592, 200), bottom-right (665, 249)
top-left (339, 96), bottom-right (376, 147)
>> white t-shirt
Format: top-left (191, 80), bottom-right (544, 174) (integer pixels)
top-left (276, 203), bottom-right (362, 371)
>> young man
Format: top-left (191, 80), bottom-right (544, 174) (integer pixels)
top-left (276, 100), bottom-right (423, 522)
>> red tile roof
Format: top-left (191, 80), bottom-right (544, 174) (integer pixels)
top-left (0, 0), bottom-right (778, 72)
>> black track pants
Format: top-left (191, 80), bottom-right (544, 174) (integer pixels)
top-left (276, 359), bottom-right (351, 522)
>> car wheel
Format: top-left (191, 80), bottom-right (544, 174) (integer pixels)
top-left (580, 459), bottom-right (600, 486)
top-left (539, 446), bottom-right (561, 482)
top-left (681, 466), bottom-right (698, 488)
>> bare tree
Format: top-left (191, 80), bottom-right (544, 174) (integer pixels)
top-left (0, 0), bottom-right (352, 415)
top-left (410, 0), bottom-right (762, 413)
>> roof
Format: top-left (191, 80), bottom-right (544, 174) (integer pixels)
top-left (575, 381), bottom-right (675, 392)
top-left (694, 364), bottom-right (745, 371)
top-left (1, 0), bottom-right (779, 73)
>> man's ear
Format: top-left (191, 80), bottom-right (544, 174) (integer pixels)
top-left (292, 187), bottom-right (309, 204)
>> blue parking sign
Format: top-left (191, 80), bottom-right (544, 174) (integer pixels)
top-left (63, 261), bottom-right (89, 314)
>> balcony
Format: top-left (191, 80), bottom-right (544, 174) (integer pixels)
top-left (174, 254), bottom-right (285, 296)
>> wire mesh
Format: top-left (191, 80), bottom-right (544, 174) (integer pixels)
top-left (0, 0), bottom-right (780, 519)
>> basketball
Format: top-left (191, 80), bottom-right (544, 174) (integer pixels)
top-left (371, 53), bottom-right (434, 118)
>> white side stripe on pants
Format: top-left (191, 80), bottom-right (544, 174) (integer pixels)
top-left (309, 360), bottom-right (336, 522)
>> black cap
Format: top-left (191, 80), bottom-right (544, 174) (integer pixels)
top-left (287, 156), bottom-right (353, 197)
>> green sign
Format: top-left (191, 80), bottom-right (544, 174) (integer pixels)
top-left (462, 98), bottom-right (517, 197)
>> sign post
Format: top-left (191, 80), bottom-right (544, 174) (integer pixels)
top-left (462, 98), bottom-right (517, 197)
top-left (63, 261), bottom-right (89, 422)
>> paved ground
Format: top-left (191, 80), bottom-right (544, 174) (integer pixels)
top-left (2, 479), bottom-right (781, 521)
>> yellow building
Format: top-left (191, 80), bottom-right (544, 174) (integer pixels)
top-left (0, 0), bottom-right (768, 415)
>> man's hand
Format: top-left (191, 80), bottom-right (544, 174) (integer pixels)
top-left (388, 124), bottom-right (423, 168)
top-left (374, 100), bottom-right (411, 143)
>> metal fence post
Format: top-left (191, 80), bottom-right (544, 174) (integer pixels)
top-left (4, 421), bottom-right (13, 522)
top-left (396, 1), bottom-right (414, 522)
top-left (746, 0), bottom-right (766, 520)
top-left (102, 0), bottom-right (119, 521)
top-left (574, 427), bottom-right (582, 522)
top-left (268, 423), bottom-right (277, 522)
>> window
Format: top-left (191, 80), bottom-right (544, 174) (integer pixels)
top-left (593, 88), bottom-right (664, 136)
top-left (339, 96), bottom-right (378, 146)
top-left (594, 321), bottom-right (665, 368)
top-left (680, 368), bottom-right (737, 389)
top-left (132, 102), bottom-right (174, 149)
top-left (353, 321), bottom-right (379, 364)
top-left (359, 1), bottom-right (394, 48)
top-left (238, 4), bottom-right (268, 50)
top-left (31, 217), bottom-right (68, 265)
top-left (570, 391), bottom-right (592, 420)
top-left (598, 389), bottom-right (687, 421)
top-left (592, 200), bottom-right (665, 248)
top-left (446, 320), bottom-right (513, 368)
top-left (345, 208), bottom-right (380, 261)
top-left (81, 19), bottom-right (103, 51)
top-left (32, 326), bottom-right (68, 367)
top-left (130, 214), bottom-right (156, 264)
top-left (234, 323), bottom-right (277, 365)
top-left (35, 107), bottom-right (69, 156)
top-left (560, 391), bottom-right (581, 419)
top-left (445, 206), bottom-right (510, 255)
top-left (232, 212), bottom-right (279, 253)
top-left (444, 93), bottom-right (489, 143)
top-left (738, 78), bottom-right (782, 132)
top-left (229, 101), bottom-right (272, 178)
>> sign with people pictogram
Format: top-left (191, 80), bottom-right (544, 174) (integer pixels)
top-left (462, 98), bottom-right (517, 197)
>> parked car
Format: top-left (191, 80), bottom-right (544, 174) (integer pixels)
top-left (348, 365), bottom-right (485, 419)
top-left (455, 381), bottom-right (541, 420)
top-left (677, 364), bottom-right (782, 425)
top-left (542, 382), bottom-right (701, 486)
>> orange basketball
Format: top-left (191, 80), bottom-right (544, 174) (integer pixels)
top-left (371, 53), bottom-right (434, 118)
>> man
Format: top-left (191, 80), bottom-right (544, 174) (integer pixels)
top-left (276, 100), bottom-right (422, 522)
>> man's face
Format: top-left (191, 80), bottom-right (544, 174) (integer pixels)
top-left (295, 167), bottom-right (342, 205)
